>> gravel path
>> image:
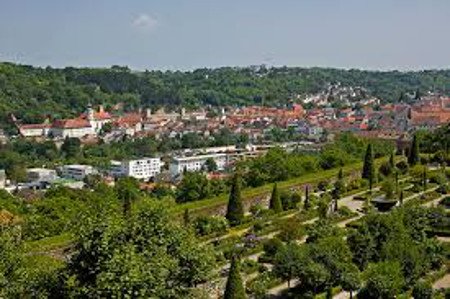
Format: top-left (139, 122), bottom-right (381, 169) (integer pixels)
top-left (433, 273), bottom-right (450, 290)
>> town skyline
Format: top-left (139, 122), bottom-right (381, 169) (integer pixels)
top-left (1, 0), bottom-right (450, 71)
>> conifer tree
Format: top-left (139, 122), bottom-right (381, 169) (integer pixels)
top-left (389, 152), bottom-right (395, 169)
top-left (338, 168), bottom-right (344, 180)
top-left (362, 144), bottom-right (374, 179)
top-left (408, 134), bottom-right (420, 166)
top-left (423, 167), bottom-right (428, 192)
top-left (183, 208), bottom-right (191, 226)
top-left (304, 185), bottom-right (310, 210)
top-left (362, 144), bottom-right (375, 191)
top-left (224, 257), bottom-right (247, 299)
top-left (399, 190), bottom-right (404, 206)
top-left (269, 183), bottom-right (283, 213)
top-left (226, 173), bottom-right (244, 226)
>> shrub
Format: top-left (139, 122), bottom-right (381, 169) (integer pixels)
top-left (317, 180), bottom-right (331, 191)
top-left (277, 218), bottom-right (306, 242)
top-left (262, 238), bottom-right (284, 259)
top-left (249, 203), bottom-right (266, 218)
top-left (396, 160), bottom-right (409, 174)
top-left (240, 259), bottom-right (259, 274)
top-left (194, 216), bottom-right (229, 236)
top-left (412, 281), bottom-right (433, 299)
top-left (379, 161), bottom-right (394, 177)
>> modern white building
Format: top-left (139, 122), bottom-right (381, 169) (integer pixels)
top-left (26, 168), bottom-right (58, 183)
top-left (110, 158), bottom-right (162, 181)
top-left (0, 170), bottom-right (5, 189)
top-left (169, 153), bottom-right (227, 177)
top-left (60, 165), bottom-right (97, 181)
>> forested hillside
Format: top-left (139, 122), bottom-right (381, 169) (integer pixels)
top-left (2, 62), bottom-right (450, 126)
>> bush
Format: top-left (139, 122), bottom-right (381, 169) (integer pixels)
top-left (336, 206), bottom-right (355, 218)
top-left (280, 190), bottom-right (295, 211)
top-left (240, 259), bottom-right (259, 274)
top-left (317, 180), bottom-right (331, 191)
top-left (412, 281), bottom-right (433, 299)
top-left (396, 160), bottom-right (409, 175)
top-left (249, 203), bottom-right (266, 218)
top-left (277, 218), bottom-right (306, 242)
top-left (246, 271), bottom-right (273, 299)
top-left (194, 216), bottom-right (229, 236)
top-left (379, 161), bottom-right (394, 177)
top-left (262, 238), bottom-right (284, 259)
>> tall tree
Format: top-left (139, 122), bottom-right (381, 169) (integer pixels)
top-left (269, 183), bottom-right (283, 213)
top-left (304, 185), bottom-right (310, 210)
top-left (408, 134), bottom-right (420, 166)
top-left (389, 152), bottom-right (395, 169)
top-left (224, 258), bottom-right (247, 299)
top-left (183, 208), bottom-right (191, 226)
top-left (226, 173), bottom-right (244, 226)
top-left (115, 177), bottom-right (140, 217)
top-left (423, 166), bottom-right (428, 192)
top-left (362, 144), bottom-right (375, 191)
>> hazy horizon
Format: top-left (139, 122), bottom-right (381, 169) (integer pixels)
top-left (1, 0), bottom-right (450, 71)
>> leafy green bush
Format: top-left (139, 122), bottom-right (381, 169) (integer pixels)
top-left (194, 215), bottom-right (229, 236)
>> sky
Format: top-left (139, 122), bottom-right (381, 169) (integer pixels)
top-left (0, 0), bottom-right (449, 71)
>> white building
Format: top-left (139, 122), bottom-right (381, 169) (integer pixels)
top-left (169, 153), bottom-right (227, 177)
top-left (60, 165), bottom-right (97, 181)
top-left (27, 168), bottom-right (58, 183)
top-left (110, 158), bottom-right (162, 181)
top-left (0, 170), bottom-right (5, 189)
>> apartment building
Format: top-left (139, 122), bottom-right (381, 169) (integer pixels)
top-left (60, 165), bottom-right (97, 181)
top-left (110, 158), bottom-right (162, 181)
top-left (169, 153), bottom-right (227, 177)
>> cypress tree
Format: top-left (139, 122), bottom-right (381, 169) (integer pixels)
top-left (338, 168), bottom-right (344, 180)
top-left (269, 183), bottom-right (283, 213)
top-left (395, 171), bottom-right (399, 193)
top-left (408, 134), bottom-right (420, 166)
top-left (399, 190), bottom-right (404, 205)
top-left (389, 152), bottom-right (395, 169)
top-left (423, 167), bottom-right (428, 191)
top-left (304, 185), bottom-right (310, 210)
top-left (183, 208), bottom-right (191, 226)
top-left (226, 173), bottom-right (244, 226)
top-left (224, 257), bottom-right (247, 299)
top-left (362, 144), bottom-right (374, 180)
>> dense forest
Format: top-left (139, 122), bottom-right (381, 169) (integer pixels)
top-left (2, 62), bottom-right (450, 126)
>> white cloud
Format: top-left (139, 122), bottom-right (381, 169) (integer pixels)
top-left (132, 14), bottom-right (158, 32)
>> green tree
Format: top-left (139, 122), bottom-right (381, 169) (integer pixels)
top-left (408, 134), bottom-right (420, 166)
top-left (67, 201), bottom-right (216, 297)
top-left (176, 172), bottom-right (211, 203)
top-left (183, 208), bottom-right (191, 226)
top-left (381, 180), bottom-right (395, 200)
top-left (61, 137), bottom-right (81, 158)
top-left (226, 173), bottom-right (244, 226)
top-left (412, 281), bottom-right (433, 299)
top-left (204, 158), bottom-right (218, 172)
top-left (360, 262), bottom-right (404, 299)
top-left (224, 257), bottom-right (246, 299)
top-left (340, 264), bottom-right (361, 299)
top-left (304, 185), bottom-right (311, 210)
top-left (362, 144), bottom-right (375, 190)
top-left (115, 177), bottom-right (140, 216)
top-left (269, 183), bottom-right (283, 213)
top-left (273, 243), bottom-right (303, 288)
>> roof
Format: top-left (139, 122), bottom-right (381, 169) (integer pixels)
top-left (52, 118), bottom-right (91, 129)
top-left (80, 111), bottom-right (112, 120)
top-left (19, 123), bottom-right (51, 130)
